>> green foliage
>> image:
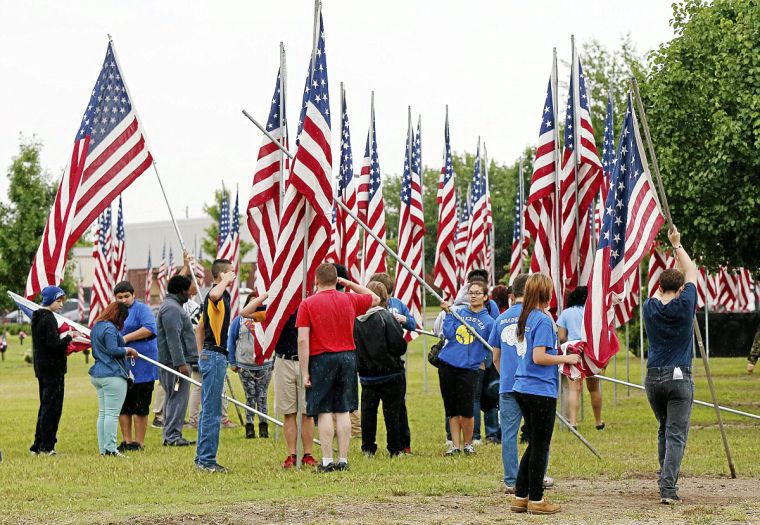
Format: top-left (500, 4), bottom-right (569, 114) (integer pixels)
top-left (202, 189), bottom-right (254, 284)
top-left (0, 323), bottom-right (31, 335)
top-left (0, 138), bottom-right (55, 310)
top-left (641, 0), bottom-right (760, 271)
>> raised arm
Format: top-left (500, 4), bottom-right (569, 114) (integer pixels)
top-left (337, 277), bottom-right (380, 307)
top-left (241, 292), bottom-right (269, 318)
top-left (668, 225), bottom-right (697, 285)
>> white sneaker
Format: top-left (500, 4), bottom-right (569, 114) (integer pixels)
top-left (472, 439), bottom-right (483, 445)
top-left (463, 443), bottom-right (476, 455)
top-left (543, 476), bottom-right (554, 488)
top-left (445, 440), bottom-right (453, 447)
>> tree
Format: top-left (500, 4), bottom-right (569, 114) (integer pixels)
top-left (0, 138), bottom-right (55, 309)
top-left (201, 189), bottom-right (254, 284)
top-left (642, 0), bottom-right (760, 271)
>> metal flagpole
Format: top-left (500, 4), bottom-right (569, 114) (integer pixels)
top-left (418, 114), bottom-right (428, 393)
top-left (625, 322), bottom-right (630, 396)
top-left (484, 143), bottom-right (495, 287)
top-left (631, 76), bottom-right (736, 478)
top-left (705, 294), bottom-right (710, 358)
top-left (640, 264), bottom-right (645, 385)
top-left (570, 35), bottom-right (583, 288)
top-left (552, 48), bottom-right (566, 420)
top-left (279, 42), bottom-right (287, 208)
top-left (225, 374), bottom-right (245, 426)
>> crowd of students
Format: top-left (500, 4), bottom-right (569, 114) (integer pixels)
top-left (26, 226), bottom-right (699, 514)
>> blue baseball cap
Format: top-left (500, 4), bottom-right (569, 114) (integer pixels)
top-left (41, 286), bottom-right (66, 306)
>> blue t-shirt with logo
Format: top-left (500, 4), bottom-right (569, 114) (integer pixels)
top-left (439, 307), bottom-right (494, 370)
top-left (120, 300), bottom-right (158, 383)
top-left (488, 303), bottom-right (523, 394)
top-left (388, 297), bottom-right (417, 331)
top-left (557, 305), bottom-right (584, 341)
top-left (513, 309), bottom-right (559, 398)
top-left (644, 282), bottom-right (697, 368)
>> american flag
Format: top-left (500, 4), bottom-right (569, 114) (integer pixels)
top-left (26, 42), bottom-right (152, 298)
top-left (9, 292), bottom-right (90, 356)
top-left (433, 108), bottom-right (458, 301)
top-left (247, 69), bottom-right (286, 299)
top-left (144, 248), bottom-right (153, 303)
top-left (508, 173), bottom-right (528, 285)
top-left (112, 195), bottom-right (126, 283)
top-left (334, 87), bottom-right (361, 281)
top-left (217, 189), bottom-right (241, 319)
top-left (578, 94), bottom-right (665, 377)
top-left (326, 206), bottom-right (339, 262)
top-left (525, 74), bottom-right (561, 310)
top-left (614, 270), bottom-right (640, 327)
top-left (156, 242), bottom-right (168, 302)
top-left (360, 100), bottom-right (386, 283)
top-left (262, 11), bottom-right (332, 356)
top-left (454, 197), bottom-right (469, 288)
top-left (77, 276), bottom-right (86, 323)
top-left (464, 143), bottom-right (488, 276)
top-left (483, 150), bottom-right (494, 286)
top-left (394, 117), bottom-right (425, 336)
top-left (647, 246), bottom-right (675, 298)
top-left (717, 267), bottom-right (737, 311)
top-left (89, 208), bottom-right (114, 327)
top-left (736, 268), bottom-right (755, 312)
top-left (168, 246), bottom-right (176, 278)
top-left (558, 58), bottom-right (602, 289)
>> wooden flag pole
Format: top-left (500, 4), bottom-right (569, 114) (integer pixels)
top-left (630, 77), bottom-right (736, 478)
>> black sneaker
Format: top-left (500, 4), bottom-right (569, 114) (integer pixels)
top-left (660, 496), bottom-right (681, 505)
top-left (151, 417), bottom-right (164, 428)
top-left (316, 462), bottom-right (335, 473)
top-left (127, 443), bottom-right (144, 451)
top-left (334, 461), bottom-right (349, 471)
top-left (163, 438), bottom-right (196, 447)
top-left (117, 441), bottom-right (129, 452)
top-left (196, 462), bottom-right (229, 473)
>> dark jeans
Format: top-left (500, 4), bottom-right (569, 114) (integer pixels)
top-left (473, 369), bottom-right (499, 440)
top-left (399, 401), bottom-right (411, 450)
top-left (515, 392), bottom-right (556, 502)
top-left (645, 366), bottom-right (694, 499)
top-left (31, 375), bottom-right (65, 453)
top-left (360, 374), bottom-right (406, 455)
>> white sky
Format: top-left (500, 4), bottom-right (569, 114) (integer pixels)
top-left (0, 0), bottom-right (675, 224)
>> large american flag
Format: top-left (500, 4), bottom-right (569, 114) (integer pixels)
top-left (464, 143), bottom-right (488, 276)
top-left (558, 59), bottom-right (602, 290)
top-left (26, 42), bottom-right (152, 298)
top-left (112, 195), bottom-right (126, 283)
top-left (248, 69), bottom-right (286, 301)
top-left (525, 74), bottom-right (561, 309)
top-left (262, 11), bottom-right (332, 356)
top-left (334, 88), bottom-right (361, 281)
top-left (156, 242), bottom-right (168, 302)
top-left (9, 292), bottom-right (90, 356)
top-left (360, 102), bottom-right (386, 283)
top-left (508, 174), bottom-right (528, 285)
top-left (394, 119), bottom-right (425, 336)
top-left (89, 208), bottom-right (114, 327)
top-left (144, 248), bottom-right (153, 303)
top-left (217, 189), bottom-right (241, 319)
top-left (578, 94), bottom-right (664, 377)
top-left (454, 197), bottom-right (469, 288)
top-left (433, 109), bottom-right (458, 301)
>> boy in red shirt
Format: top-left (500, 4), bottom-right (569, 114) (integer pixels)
top-left (297, 263), bottom-right (379, 472)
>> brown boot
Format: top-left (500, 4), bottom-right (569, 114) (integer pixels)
top-left (510, 495), bottom-right (528, 513)
top-left (527, 498), bottom-right (561, 515)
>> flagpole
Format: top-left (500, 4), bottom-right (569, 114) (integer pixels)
top-left (630, 77), bottom-right (736, 479)
top-left (639, 263), bottom-right (645, 385)
top-left (625, 322), bottom-right (630, 396)
top-left (705, 293), bottom-right (710, 358)
top-left (484, 143), bottom-right (495, 287)
top-left (570, 35), bottom-right (583, 286)
top-left (279, 42), bottom-right (287, 209)
top-left (552, 47), bottom-right (566, 420)
top-left (418, 113), bottom-right (428, 394)
top-left (403, 106), bottom-right (413, 394)
top-left (518, 155), bottom-right (525, 274)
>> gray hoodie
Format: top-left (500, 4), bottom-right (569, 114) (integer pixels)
top-left (157, 294), bottom-right (198, 367)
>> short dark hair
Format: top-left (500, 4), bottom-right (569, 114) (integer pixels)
top-left (211, 259), bottom-right (232, 278)
top-left (113, 281), bottom-right (135, 296)
top-left (332, 263), bottom-right (348, 291)
top-left (167, 275), bottom-right (192, 294)
top-left (491, 285), bottom-right (510, 312)
top-left (512, 274), bottom-right (529, 299)
top-left (660, 268), bottom-right (685, 293)
top-left (315, 263), bottom-right (337, 286)
top-left (467, 269), bottom-right (489, 283)
top-left (566, 286), bottom-right (588, 308)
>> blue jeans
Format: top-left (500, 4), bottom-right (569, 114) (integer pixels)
top-left (91, 376), bottom-right (128, 454)
top-left (195, 350), bottom-right (227, 466)
top-left (645, 366), bottom-right (694, 499)
top-left (500, 392), bottom-right (522, 486)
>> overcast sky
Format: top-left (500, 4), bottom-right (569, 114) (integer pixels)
top-left (0, 0), bottom-right (675, 224)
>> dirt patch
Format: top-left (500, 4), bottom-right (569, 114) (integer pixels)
top-left (125, 477), bottom-right (759, 524)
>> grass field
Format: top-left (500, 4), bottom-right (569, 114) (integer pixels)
top-left (0, 335), bottom-right (759, 524)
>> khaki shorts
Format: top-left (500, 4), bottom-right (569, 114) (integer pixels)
top-left (274, 357), bottom-right (307, 415)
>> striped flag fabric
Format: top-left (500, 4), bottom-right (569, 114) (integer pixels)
top-left (576, 94), bottom-right (665, 377)
top-left (247, 69), bottom-right (286, 298)
top-left (77, 277), bottom-right (86, 323)
top-left (26, 42), bottom-right (153, 298)
top-left (454, 198), bottom-right (469, 288)
top-left (334, 88), bottom-right (361, 281)
top-left (217, 190), bottom-right (241, 319)
top-left (464, 143), bottom-right (488, 276)
top-left (647, 246), bottom-right (675, 298)
top-left (394, 118), bottom-right (425, 336)
top-left (736, 268), bottom-right (755, 312)
top-left (156, 242), bottom-right (168, 302)
top-left (558, 58), bottom-right (602, 290)
top-left (168, 246), bottom-right (176, 278)
top-left (262, 11), bottom-right (333, 357)
top-left (614, 270), bottom-right (640, 327)
top-left (717, 267), bottom-right (737, 311)
top-left (9, 292), bottom-right (90, 356)
top-left (192, 241), bottom-right (205, 283)
top-left (433, 109), bottom-right (458, 301)
top-left (144, 248), bottom-right (153, 303)
top-left (325, 206), bottom-right (339, 262)
top-left (508, 177), bottom-right (527, 285)
top-left (89, 208), bottom-right (114, 327)
top-left (112, 195), bottom-right (127, 283)
top-left (360, 100), bottom-right (387, 282)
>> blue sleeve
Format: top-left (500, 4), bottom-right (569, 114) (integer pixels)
top-left (227, 316), bottom-right (239, 366)
top-left (101, 323), bottom-right (128, 357)
top-left (676, 283), bottom-right (698, 316)
top-left (556, 310), bottom-right (568, 329)
top-left (140, 304), bottom-right (157, 336)
top-left (442, 313), bottom-right (457, 340)
top-left (532, 316), bottom-right (556, 350)
top-left (399, 302), bottom-right (417, 330)
top-left (488, 321), bottom-right (501, 348)
top-left (488, 300), bottom-right (499, 318)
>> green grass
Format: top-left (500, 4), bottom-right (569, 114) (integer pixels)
top-left (0, 336), bottom-right (758, 524)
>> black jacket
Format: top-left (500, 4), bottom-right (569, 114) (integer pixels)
top-left (354, 307), bottom-right (407, 379)
top-left (31, 309), bottom-right (71, 378)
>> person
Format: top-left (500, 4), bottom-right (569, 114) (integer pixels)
top-left (113, 281), bottom-right (158, 452)
top-left (192, 259), bottom-right (237, 473)
top-left (747, 325), bottom-right (760, 374)
top-left (90, 302), bottom-right (139, 457)
top-left (30, 286), bottom-right (75, 455)
top-left (297, 263), bottom-right (379, 472)
top-left (19, 330), bottom-right (27, 346)
top-left (492, 285), bottom-right (511, 314)
top-left (273, 312), bottom-right (317, 468)
top-left (510, 274), bottom-right (580, 515)
top-left (156, 275), bottom-right (197, 447)
top-left (228, 293), bottom-right (271, 439)
top-left (354, 281), bottom-right (408, 457)
top-left (642, 225), bottom-right (698, 505)
top-left (368, 272), bottom-right (416, 453)
top-left (334, 264), bottom-right (362, 439)
top-left (0, 330), bottom-right (8, 360)
top-left (438, 280), bottom-right (495, 456)
top-left (557, 286), bottom-right (605, 430)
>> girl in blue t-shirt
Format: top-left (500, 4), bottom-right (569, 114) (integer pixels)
top-left (511, 274), bottom-right (580, 515)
